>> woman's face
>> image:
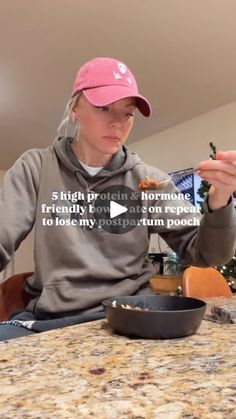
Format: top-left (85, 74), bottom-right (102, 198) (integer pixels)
top-left (72, 94), bottom-right (136, 158)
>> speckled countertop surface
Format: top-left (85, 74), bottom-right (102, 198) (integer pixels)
top-left (0, 314), bottom-right (235, 418)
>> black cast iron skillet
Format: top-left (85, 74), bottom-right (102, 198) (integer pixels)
top-left (103, 295), bottom-right (206, 339)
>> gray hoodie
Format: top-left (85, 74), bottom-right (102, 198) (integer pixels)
top-left (0, 137), bottom-right (235, 319)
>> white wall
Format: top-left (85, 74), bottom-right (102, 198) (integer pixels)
top-left (130, 101), bottom-right (236, 173)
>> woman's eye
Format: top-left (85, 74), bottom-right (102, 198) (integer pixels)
top-left (126, 112), bottom-right (135, 117)
top-left (97, 106), bottom-right (109, 112)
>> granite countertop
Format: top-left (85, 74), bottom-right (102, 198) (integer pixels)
top-left (0, 312), bottom-right (235, 418)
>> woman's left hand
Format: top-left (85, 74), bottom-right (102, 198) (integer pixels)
top-left (198, 150), bottom-right (236, 210)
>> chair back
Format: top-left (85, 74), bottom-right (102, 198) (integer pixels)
top-left (0, 272), bottom-right (33, 321)
top-left (182, 266), bottom-right (232, 298)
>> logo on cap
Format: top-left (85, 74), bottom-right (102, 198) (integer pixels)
top-left (118, 62), bottom-right (127, 74)
top-left (113, 71), bottom-right (122, 80)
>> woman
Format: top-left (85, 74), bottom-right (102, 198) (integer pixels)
top-left (0, 57), bottom-right (236, 340)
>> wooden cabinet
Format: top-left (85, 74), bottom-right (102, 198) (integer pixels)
top-left (150, 274), bottom-right (182, 295)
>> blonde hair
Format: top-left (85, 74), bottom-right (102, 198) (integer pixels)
top-left (57, 92), bottom-right (81, 138)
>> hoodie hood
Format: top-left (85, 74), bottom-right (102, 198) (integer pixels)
top-left (53, 137), bottom-right (141, 179)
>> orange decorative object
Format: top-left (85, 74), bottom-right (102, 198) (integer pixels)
top-left (182, 266), bottom-right (232, 298)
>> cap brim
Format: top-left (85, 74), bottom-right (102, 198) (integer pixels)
top-left (82, 85), bottom-right (151, 117)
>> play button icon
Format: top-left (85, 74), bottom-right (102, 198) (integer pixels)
top-left (93, 185), bottom-right (142, 234)
top-left (110, 201), bottom-right (128, 219)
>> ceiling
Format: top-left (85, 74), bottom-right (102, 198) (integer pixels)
top-left (1, 0), bottom-right (236, 169)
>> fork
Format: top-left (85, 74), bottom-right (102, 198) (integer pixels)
top-left (144, 168), bottom-right (198, 189)
top-left (169, 167), bottom-right (198, 182)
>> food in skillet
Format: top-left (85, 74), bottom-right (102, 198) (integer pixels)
top-left (112, 300), bottom-right (149, 311)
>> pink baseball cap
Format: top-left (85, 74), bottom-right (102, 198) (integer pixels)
top-left (71, 57), bottom-right (152, 117)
